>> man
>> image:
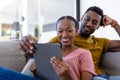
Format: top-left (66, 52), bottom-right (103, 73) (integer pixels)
top-left (20, 6), bottom-right (120, 79)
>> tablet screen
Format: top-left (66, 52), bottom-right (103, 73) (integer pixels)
top-left (34, 43), bottom-right (62, 80)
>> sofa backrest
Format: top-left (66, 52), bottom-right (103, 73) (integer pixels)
top-left (0, 40), bottom-right (26, 72)
top-left (101, 52), bottom-right (120, 76)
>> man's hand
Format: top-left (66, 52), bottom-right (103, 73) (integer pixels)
top-left (19, 34), bottom-right (37, 54)
top-left (103, 15), bottom-right (117, 27)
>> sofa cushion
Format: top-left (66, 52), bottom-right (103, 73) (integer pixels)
top-left (101, 52), bottom-right (120, 76)
top-left (0, 40), bottom-right (26, 72)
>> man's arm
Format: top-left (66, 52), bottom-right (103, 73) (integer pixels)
top-left (20, 35), bottom-right (59, 56)
top-left (103, 15), bottom-right (120, 52)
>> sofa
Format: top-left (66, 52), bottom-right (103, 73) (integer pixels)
top-left (0, 40), bottom-right (26, 72)
top-left (0, 40), bottom-right (120, 77)
top-left (22, 52), bottom-right (120, 78)
top-left (101, 52), bottom-right (120, 76)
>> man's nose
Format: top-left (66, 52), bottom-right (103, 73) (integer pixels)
top-left (86, 21), bottom-right (92, 27)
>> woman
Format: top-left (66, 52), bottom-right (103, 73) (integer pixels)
top-left (30, 16), bottom-right (96, 80)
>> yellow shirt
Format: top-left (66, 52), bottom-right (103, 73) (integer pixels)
top-left (49, 34), bottom-right (110, 74)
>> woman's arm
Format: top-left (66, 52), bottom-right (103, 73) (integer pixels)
top-left (30, 61), bottom-right (38, 77)
top-left (80, 50), bottom-right (96, 80)
top-left (81, 71), bottom-right (93, 80)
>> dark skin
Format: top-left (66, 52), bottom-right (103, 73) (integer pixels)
top-left (103, 15), bottom-right (120, 52)
top-left (20, 11), bottom-right (120, 80)
top-left (19, 10), bottom-right (120, 54)
top-left (79, 11), bottom-right (101, 38)
top-left (79, 11), bottom-right (120, 52)
top-left (30, 18), bottom-right (93, 80)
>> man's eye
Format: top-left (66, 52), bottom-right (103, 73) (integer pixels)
top-left (93, 21), bottom-right (98, 25)
top-left (84, 18), bottom-right (90, 21)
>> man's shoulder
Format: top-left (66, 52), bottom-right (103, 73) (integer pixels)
top-left (49, 36), bottom-right (59, 43)
top-left (91, 35), bottom-right (109, 41)
top-left (74, 35), bottom-right (109, 41)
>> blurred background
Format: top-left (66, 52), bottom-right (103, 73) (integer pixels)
top-left (0, 0), bottom-right (119, 42)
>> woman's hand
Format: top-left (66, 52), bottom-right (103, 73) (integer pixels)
top-left (30, 61), bottom-right (38, 77)
top-left (50, 56), bottom-right (73, 80)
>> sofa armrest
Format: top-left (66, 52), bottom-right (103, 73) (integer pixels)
top-left (101, 52), bottom-right (120, 76)
top-left (0, 40), bottom-right (26, 72)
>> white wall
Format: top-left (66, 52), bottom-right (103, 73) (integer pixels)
top-left (40, 0), bottom-right (74, 24)
top-left (80, 0), bottom-right (120, 40)
top-left (41, 0), bottom-right (120, 43)
top-left (40, 31), bottom-right (56, 43)
top-left (22, 0), bottom-right (74, 37)
top-left (37, 0), bottom-right (75, 42)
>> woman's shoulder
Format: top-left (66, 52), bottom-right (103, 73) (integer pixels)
top-left (76, 48), bottom-right (90, 53)
top-left (73, 48), bottom-right (91, 57)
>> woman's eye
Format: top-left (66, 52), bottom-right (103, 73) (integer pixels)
top-left (67, 30), bottom-right (72, 32)
top-left (58, 30), bottom-right (63, 33)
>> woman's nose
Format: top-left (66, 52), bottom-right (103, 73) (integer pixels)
top-left (62, 31), bottom-right (67, 37)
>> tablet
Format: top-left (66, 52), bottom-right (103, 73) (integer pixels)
top-left (33, 43), bottom-right (62, 80)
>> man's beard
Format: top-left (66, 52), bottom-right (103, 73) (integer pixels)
top-left (80, 32), bottom-right (90, 38)
top-left (79, 24), bottom-right (94, 38)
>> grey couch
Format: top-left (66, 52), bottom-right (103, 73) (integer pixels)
top-left (22, 52), bottom-right (120, 77)
top-left (102, 52), bottom-right (120, 76)
top-left (0, 40), bottom-right (26, 72)
top-left (0, 40), bottom-right (120, 76)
